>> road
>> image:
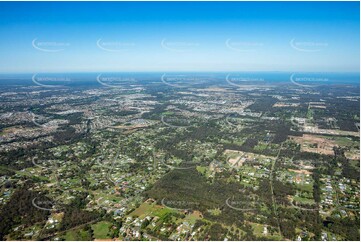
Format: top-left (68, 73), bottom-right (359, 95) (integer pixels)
top-left (269, 143), bottom-right (283, 236)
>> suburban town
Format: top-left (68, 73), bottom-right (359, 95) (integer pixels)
top-left (0, 73), bottom-right (359, 240)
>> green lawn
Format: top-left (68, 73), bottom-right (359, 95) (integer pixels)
top-left (250, 222), bottom-right (264, 236)
top-left (293, 195), bottom-right (315, 205)
top-left (196, 166), bottom-right (207, 175)
top-left (349, 159), bottom-right (360, 169)
top-left (296, 183), bottom-right (313, 193)
top-left (64, 228), bottom-right (92, 241)
top-left (130, 201), bottom-right (175, 220)
top-left (91, 221), bottom-right (112, 239)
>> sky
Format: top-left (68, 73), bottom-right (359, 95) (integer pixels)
top-left (0, 1), bottom-right (359, 73)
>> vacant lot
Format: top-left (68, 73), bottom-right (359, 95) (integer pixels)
top-left (289, 134), bottom-right (337, 155)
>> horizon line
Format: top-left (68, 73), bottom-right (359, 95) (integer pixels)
top-left (0, 71), bottom-right (360, 75)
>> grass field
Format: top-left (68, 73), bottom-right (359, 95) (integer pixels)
top-left (130, 201), bottom-right (173, 219)
top-left (63, 228), bottom-right (92, 241)
top-left (91, 221), bottom-right (112, 239)
top-left (293, 195), bottom-right (315, 205)
top-left (296, 183), bottom-right (314, 193)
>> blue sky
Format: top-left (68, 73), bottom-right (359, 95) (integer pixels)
top-left (0, 1), bottom-right (359, 73)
